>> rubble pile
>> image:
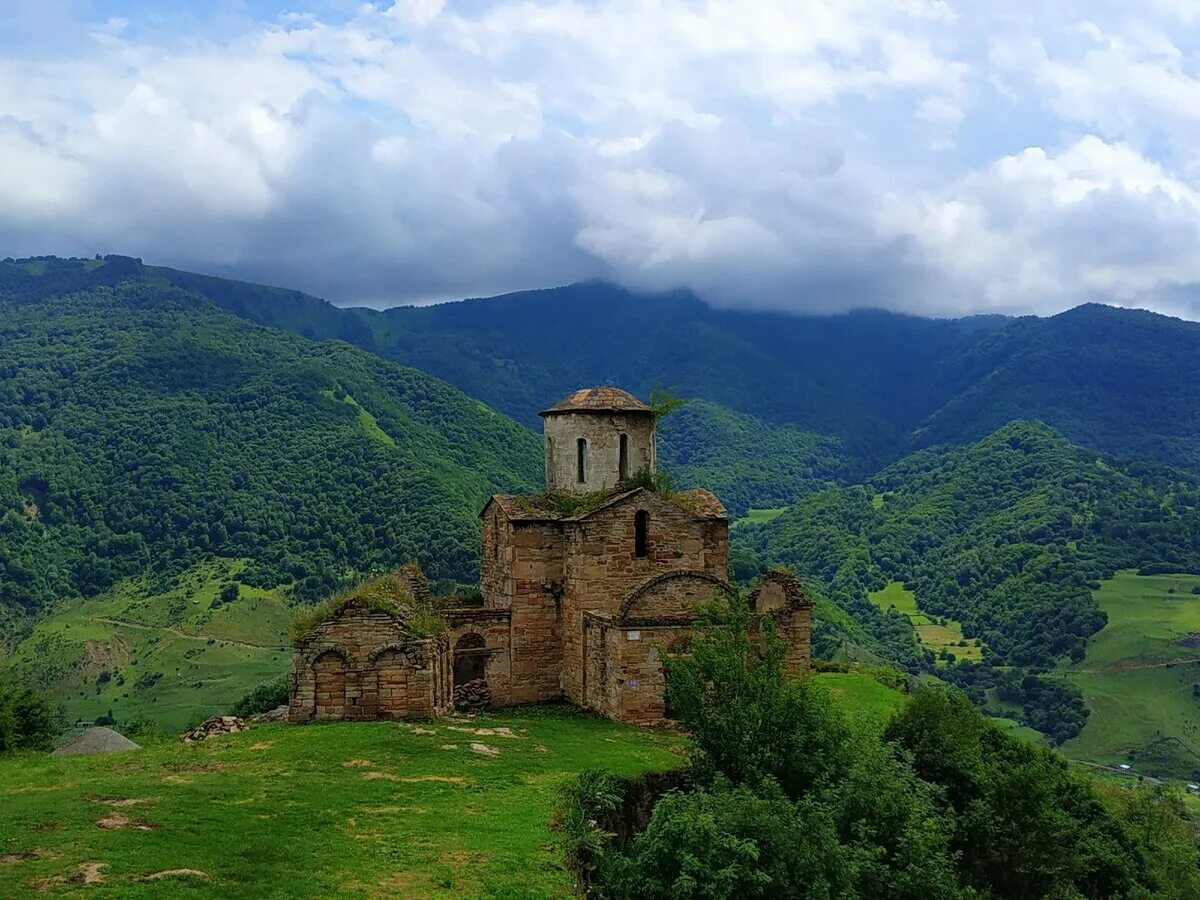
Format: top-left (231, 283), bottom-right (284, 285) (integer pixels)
top-left (180, 716), bottom-right (248, 743)
top-left (453, 678), bottom-right (491, 712)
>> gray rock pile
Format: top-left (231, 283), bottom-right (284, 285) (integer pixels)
top-left (180, 716), bottom-right (248, 743)
top-left (248, 705), bottom-right (288, 724)
top-left (52, 727), bottom-right (141, 756)
top-left (453, 678), bottom-right (491, 712)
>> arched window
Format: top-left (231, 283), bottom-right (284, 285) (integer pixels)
top-left (635, 509), bottom-right (649, 558)
top-left (618, 434), bottom-right (629, 481)
top-left (576, 438), bottom-right (587, 483)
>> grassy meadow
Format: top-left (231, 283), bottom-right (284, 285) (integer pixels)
top-left (868, 581), bottom-right (984, 663)
top-left (1061, 571), bottom-right (1200, 780)
top-left (3, 560), bottom-right (292, 731)
top-left (0, 674), bottom-right (894, 898)
top-left (731, 507), bottom-right (787, 528)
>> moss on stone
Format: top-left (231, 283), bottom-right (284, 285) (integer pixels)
top-left (290, 570), bottom-right (446, 642)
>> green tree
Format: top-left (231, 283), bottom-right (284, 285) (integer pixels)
top-left (0, 682), bottom-right (60, 752)
top-left (663, 597), bottom-right (847, 798)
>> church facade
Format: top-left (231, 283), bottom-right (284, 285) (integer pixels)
top-left (289, 387), bottom-right (812, 726)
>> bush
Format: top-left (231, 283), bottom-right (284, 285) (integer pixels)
top-left (0, 683), bottom-right (61, 752)
top-left (886, 687), bottom-right (1148, 898)
top-left (231, 675), bottom-right (289, 718)
top-left (555, 769), bottom-right (624, 889)
top-left (664, 598), bottom-right (847, 798)
top-left (603, 779), bottom-right (852, 900)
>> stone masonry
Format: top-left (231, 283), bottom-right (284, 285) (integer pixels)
top-left (289, 386), bottom-right (813, 726)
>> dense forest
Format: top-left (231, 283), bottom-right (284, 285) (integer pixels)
top-left (0, 258), bottom-right (541, 639)
top-left (148, 262), bottom-right (1200, 479)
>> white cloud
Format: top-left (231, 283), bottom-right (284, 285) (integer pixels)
top-left (1, 1), bottom-right (1200, 318)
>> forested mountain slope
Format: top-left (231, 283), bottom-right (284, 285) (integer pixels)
top-left (143, 258), bottom-right (1200, 481)
top-left (0, 257), bottom-right (541, 639)
top-left (735, 422), bottom-right (1200, 670)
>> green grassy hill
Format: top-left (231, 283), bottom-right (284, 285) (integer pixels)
top-left (6, 560), bottom-right (291, 731)
top-left (1061, 571), bottom-right (1200, 780)
top-left (0, 673), bottom-right (897, 897)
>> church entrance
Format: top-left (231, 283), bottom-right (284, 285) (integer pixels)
top-left (453, 633), bottom-right (489, 710)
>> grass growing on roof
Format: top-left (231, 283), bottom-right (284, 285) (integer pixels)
top-left (290, 571), bottom-right (444, 642)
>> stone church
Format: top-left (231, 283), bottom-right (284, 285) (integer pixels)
top-left (289, 387), bottom-right (812, 725)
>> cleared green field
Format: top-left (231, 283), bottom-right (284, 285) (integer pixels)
top-left (0, 674), bottom-right (893, 897)
top-left (3, 560), bottom-right (292, 731)
top-left (0, 707), bottom-right (682, 898)
top-left (1061, 571), bottom-right (1200, 781)
top-left (868, 581), bottom-right (984, 663)
top-left (816, 671), bottom-right (906, 733)
top-left (732, 507), bottom-right (787, 528)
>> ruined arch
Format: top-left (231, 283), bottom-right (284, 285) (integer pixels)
top-left (617, 570), bottom-right (737, 624)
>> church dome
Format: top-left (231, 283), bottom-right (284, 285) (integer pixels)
top-left (539, 386), bottom-right (652, 416)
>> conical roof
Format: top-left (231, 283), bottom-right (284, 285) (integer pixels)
top-left (539, 386), bottom-right (652, 416)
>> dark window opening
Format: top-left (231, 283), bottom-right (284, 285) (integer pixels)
top-left (619, 434), bottom-right (629, 481)
top-left (577, 438), bottom-right (587, 483)
top-left (635, 509), bottom-right (649, 558)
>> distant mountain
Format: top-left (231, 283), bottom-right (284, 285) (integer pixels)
top-left (913, 303), bottom-right (1200, 470)
top-left (0, 256), bottom-right (541, 637)
top-left (138, 260), bottom-right (1200, 482)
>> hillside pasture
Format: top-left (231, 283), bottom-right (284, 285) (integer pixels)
top-left (3, 560), bottom-right (291, 731)
top-left (732, 507), bottom-right (787, 528)
top-left (0, 674), bottom-right (896, 898)
top-left (868, 581), bottom-right (984, 663)
top-left (1062, 571), bottom-right (1200, 781)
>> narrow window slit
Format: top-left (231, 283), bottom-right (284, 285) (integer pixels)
top-left (635, 509), bottom-right (649, 558)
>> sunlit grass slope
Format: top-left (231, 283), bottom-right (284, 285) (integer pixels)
top-left (4, 560), bottom-right (291, 731)
top-left (1061, 571), bottom-right (1200, 780)
top-left (868, 581), bottom-right (984, 663)
top-left (0, 674), bottom-right (898, 897)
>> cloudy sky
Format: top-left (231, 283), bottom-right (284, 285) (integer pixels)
top-left (4, 1), bottom-right (1200, 317)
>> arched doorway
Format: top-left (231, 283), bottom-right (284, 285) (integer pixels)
top-left (312, 650), bottom-right (348, 719)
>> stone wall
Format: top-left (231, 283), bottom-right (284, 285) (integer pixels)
top-left (777, 605), bottom-right (813, 677)
top-left (561, 491), bottom-right (726, 703)
top-left (543, 411), bottom-right (655, 495)
top-left (748, 570), bottom-right (814, 678)
top-left (480, 507), bottom-right (510, 609)
top-left (583, 616), bottom-right (691, 726)
top-left (505, 521), bottom-right (566, 703)
top-left (288, 606), bottom-right (451, 722)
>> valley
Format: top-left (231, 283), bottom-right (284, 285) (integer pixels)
top-left (3, 256), bottom-right (1200, 805)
